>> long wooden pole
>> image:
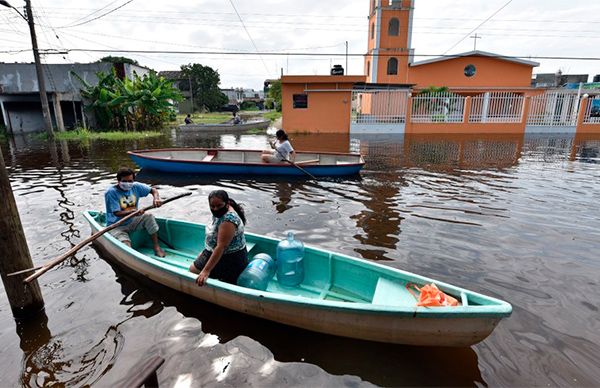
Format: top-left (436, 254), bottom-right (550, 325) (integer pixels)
top-left (20, 192), bottom-right (192, 284)
top-left (0, 146), bottom-right (45, 319)
top-left (273, 144), bottom-right (317, 180)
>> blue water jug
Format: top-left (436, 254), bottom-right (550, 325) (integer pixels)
top-left (237, 253), bottom-right (276, 291)
top-left (276, 232), bottom-right (305, 287)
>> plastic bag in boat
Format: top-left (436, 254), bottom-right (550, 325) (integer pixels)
top-left (408, 283), bottom-right (459, 307)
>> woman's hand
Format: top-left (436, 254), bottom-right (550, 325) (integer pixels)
top-left (196, 269), bottom-right (210, 286)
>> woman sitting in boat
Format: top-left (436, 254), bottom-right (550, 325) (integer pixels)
top-left (190, 190), bottom-right (248, 286)
top-left (261, 129), bottom-right (295, 163)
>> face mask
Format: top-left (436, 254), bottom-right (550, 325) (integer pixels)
top-left (211, 204), bottom-right (229, 218)
top-left (119, 181), bottom-right (134, 191)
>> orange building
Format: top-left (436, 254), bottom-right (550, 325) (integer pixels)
top-left (281, 75), bottom-right (366, 133)
top-left (281, 1), bottom-right (600, 135)
top-left (365, 0), bottom-right (539, 91)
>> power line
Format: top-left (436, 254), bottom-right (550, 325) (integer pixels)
top-left (228, 0), bottom-right (272, 76)
top-left (443, 0), bottom-right (514, 54)
top-left (57, 0), bottom-right (134, 29)
top-left (52, 48), bottom-right (600, 61)
top-left (63, 0), bottom-right (121, 27)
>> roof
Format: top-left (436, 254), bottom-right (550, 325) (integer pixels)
top-left (158, 70), bottom-right (184, 80)
top-left (410, 50), bottom-right (540, 67)
top-left (282, 75), bottom-right (367, 84)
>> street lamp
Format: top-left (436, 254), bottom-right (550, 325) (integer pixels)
top-left (1, 0), bottom-right (54, 138)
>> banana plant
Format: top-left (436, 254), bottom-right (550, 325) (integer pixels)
top-left (70, 69), bottom-right (182, 131)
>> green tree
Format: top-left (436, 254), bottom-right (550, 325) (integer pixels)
top-left (99, 56), bottom-right (139, 65)
top-left (180, 63), bottom-right (228, 112)
top-left (72, 70), bottom-right (182, 130)
top-left (267, 79), bottom-right (282, 112)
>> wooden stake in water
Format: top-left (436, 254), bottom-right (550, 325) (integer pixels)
top-left (0, 146), bottom-right (45, 319)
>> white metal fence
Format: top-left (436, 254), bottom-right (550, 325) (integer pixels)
top-left (527, 92), bottom-right (581, 126)
top-left (411, 92), bottom-right (465, 123)
top-left (469, 92), bottom-right (524, 123)
top-left (583, 96), bottom-right (600, 124)
top-left (351, 90), bottom-right (409, 124)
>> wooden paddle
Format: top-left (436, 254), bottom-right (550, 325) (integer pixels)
top-left (13, 192), bottom-right (192, 284)
top-left (272, 143), bottom-right (317, 180)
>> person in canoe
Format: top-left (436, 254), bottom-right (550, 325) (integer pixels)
top-left (190, 190), bottom-right (248, 286)
top-left (105, 167), bottom-right (165, 257)
top-left (261, 129), bottom-right (295, 163)
top-left (232, 111), bottom-right (242, 125)
top-left (184, 114), bottom-right (193, 125)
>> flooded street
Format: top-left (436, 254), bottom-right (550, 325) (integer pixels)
top-left (1, 129), bottom-right (600, 386)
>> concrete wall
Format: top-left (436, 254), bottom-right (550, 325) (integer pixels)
top-left (409, 57), bottom-right (534, 89)
top-left (0, 62), bottom-right (112, 95)
top-left (281, 75), bottom-right (366, 133)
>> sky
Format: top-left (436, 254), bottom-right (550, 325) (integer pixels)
top-left (1, 0), bottom-right (599, 90)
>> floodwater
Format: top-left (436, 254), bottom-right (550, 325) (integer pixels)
top-left (1, 128), bottom-right (600, 386)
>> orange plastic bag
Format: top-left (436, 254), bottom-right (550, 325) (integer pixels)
top-left (407, 283), bottom-right (460, 307)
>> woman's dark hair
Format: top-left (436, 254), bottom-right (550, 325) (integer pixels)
top-left (275, 129), bottom-right (288, 141)
top-left (116, 167), bottom-right (135, 181)
top-left (209, 190), bottom-right (247, 225)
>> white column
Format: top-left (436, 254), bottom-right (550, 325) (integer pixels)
top-left (0, 99), bottom-right (10, 133)
top-left (481, 92), bottom-right (490, 123)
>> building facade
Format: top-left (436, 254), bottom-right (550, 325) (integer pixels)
top-left (0, 62), bottom-right (149, 133)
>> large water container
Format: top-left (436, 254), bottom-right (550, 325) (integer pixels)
top-left (276, 232), bottom-right (305, 286)
top-left (237, 253), bottom-right (276, 291)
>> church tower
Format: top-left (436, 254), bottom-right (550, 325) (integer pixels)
top-left (365, 0), bottom-right (414, 84)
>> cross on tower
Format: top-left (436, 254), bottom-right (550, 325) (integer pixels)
top-left (469, 33), bottom-right (482, 50)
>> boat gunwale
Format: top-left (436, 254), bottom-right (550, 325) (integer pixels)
top-left (177, 119), bottom-right (270, 130)
top-left (127, 148), bottom-right (366, 168)
top-left (83, 211), bottom-right (512, 319)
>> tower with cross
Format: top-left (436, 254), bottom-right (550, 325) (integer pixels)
top-left (365, 0), bottom-right (414, 84)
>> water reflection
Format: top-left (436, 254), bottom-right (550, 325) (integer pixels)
top-left (107, 260), bottom-right (484, 387)
top-left (3, 130), bottom-right (600, 386)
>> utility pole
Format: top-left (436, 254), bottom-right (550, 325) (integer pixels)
top-left (188, 75), bottom-right (194, 113)
top-left (23, 0), bottom-right (54, 138)
top-left (345, 41), bottom-right (349, 74)
top-left (0, 146), bottom-right (45, 319)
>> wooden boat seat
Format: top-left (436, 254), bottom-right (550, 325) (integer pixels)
top-left (202, 154), bottom-right (215, 162)
top-left (296, 159), bottom-right (320, 165)
top-left (372, 277), bottom-right (414, 306)
top-left (336, 161), bottom-right (352, 165)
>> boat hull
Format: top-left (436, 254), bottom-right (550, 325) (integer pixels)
top-left (128, 149), bottom-right (365, 177)
top-left (178, 120), bottom-right (270, 131)
top-left (84, 212), bottom-right (510, 346)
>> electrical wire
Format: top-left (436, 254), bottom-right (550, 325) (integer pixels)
top-left (49, 48), bottom-right (600, 62)
top-left (443, 0), bottom-right (514, 54)
top-left (228, 0), bottom-right (272, 76)
top-left (57, 0), bottom-right (134, 29)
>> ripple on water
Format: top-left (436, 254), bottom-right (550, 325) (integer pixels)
top-left (1, 132), bottom-right (600, 386)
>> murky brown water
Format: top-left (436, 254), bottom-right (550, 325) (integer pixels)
top-left (1, 129), bottom-right (600, 386)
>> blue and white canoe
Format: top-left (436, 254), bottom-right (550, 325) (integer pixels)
top-left (84, 211), bottom-right (512, 347)
top-left (128, 148), bottom-right (365, 177)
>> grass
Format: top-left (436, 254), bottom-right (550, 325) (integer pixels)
top-left (264, 111), bottom-right (282, 121)
top-left (50, 127), bottom-right (164, 141)
top-left (246, 127), bottom-right (268, 134)
top-left (62, 128), bottom-right (163, 141)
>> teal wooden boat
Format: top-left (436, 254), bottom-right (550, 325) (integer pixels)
top-left (83, 211), bottom-right (512, 347)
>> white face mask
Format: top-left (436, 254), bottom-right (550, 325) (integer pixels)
top-left (119, 181), bottom-right (134, 191)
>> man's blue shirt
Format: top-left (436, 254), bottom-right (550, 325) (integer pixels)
top-left (104, 182), bottom-right (151, 226)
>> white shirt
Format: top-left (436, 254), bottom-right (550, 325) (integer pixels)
top-left (275, 140), bottom-right (294, 161)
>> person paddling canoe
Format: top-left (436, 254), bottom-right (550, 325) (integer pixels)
top-left (104, 167), bottom-right (165, 257)
top-left (261, 129), bottom-right (295, 163)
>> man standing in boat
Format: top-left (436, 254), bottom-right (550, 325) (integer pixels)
top-left (104, 167), bottom-right (165, 257)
